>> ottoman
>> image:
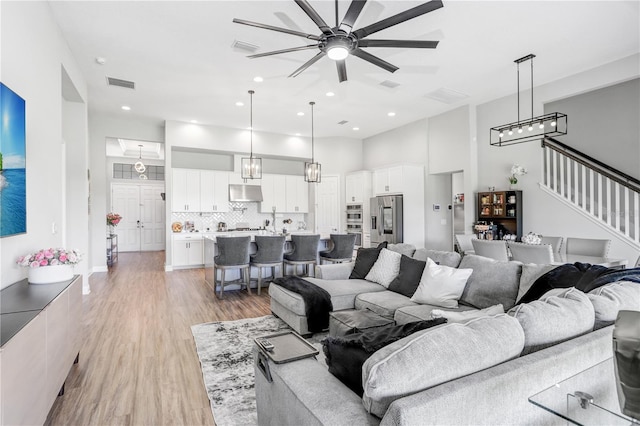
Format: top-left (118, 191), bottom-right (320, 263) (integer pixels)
top-left (329, 309), bottom-right (394, 337)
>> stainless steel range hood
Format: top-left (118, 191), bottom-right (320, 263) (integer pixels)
top-left (229, 184), bottom-right (263, 202)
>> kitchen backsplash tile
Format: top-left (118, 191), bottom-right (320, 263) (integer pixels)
top-left (171, 202), bottom-right (307, 232)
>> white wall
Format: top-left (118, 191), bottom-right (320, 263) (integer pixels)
top-left (1, 1), bottom-right (88, 289)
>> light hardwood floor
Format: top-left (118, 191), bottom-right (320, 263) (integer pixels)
top-left (45, 251), bottom-right (272, 425)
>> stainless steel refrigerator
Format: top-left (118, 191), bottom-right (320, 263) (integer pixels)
top-left (370, 195), bottom-right (403, 245)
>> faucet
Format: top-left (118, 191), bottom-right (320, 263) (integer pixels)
top-left (271, 207), bottom-right (277, 234)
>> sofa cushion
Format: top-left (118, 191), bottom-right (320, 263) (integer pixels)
top-left (388, 255), bottom-right (426, 297)
top-left (430, 304), bottom-right (504, 323)
top-left (459, 254), bottom-right (522, 310)
top-left (412, 248), bottom-right (462, 268)
top-left (322, 318), bottom-right (446, 396)
top-left (365, 248), bottom-right (402, 288)
top-left (355, 291), bottom-right (417, 318)
top-left (349, 242), bottom-right (387, 280)
top-left (410, 258), bottom-right (472, 308)
top-left (508, 287), bottom-right (595, 355)
top-left (588, 281), bottom-right (640, 329)
top-left (517, 263), bottom-right (557, 303)
top-left (387, 243), bottom-right (416, 257)
top-left (394, 303), bottom-right (477, 325)
top-left (361, 314), bottom-right (525, 418)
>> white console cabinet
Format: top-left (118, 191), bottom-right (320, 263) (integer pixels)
top-left (0, 275), bottom-right (82, 426)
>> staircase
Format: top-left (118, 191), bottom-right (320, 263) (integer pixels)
top-left (540, 137), bottom-right (640, 250)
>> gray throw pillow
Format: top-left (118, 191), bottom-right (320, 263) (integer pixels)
top-left (349, 242), bottom-right (388, 279)
top-left (517, 264), bottom-right (557, 303)
top-left (388, 255), bottom-right (426, 297)
top-left (412, 248), bottom-right (462, 268)
top-left (458, 255), bottom-right (522, 310)
top-left (387, 243), bottom-right (417, 257)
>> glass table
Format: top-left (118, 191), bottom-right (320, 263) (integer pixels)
top-left (529, 358), bottom-right (638, 425)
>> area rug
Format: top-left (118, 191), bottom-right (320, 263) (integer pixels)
top-left (191, 315), bottom-right (326, 426)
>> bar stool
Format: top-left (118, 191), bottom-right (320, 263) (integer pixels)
top-left (319, 233), bottom-right (357, 264)
top-left (250, 235), bottom-right (285, 295)
top-left (284, 234), bottom-right (320, 277)
top-left (214, 235), bottom-right (251, 298)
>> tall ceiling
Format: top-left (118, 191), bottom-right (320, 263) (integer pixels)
top-left (49, 1), bottom-right (640, 139)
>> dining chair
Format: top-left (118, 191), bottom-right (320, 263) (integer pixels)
top-left (540, 236), bottom-right (563, 258)
top-left (565, 237), bottom-right (611, 257)
top-left (508, 242), bottom-right (554, 264)
top-left (454, 234), bottom-right (477, 256)
top-left (471, 239), bottom-right (509, 261)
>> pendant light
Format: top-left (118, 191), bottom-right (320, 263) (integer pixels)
top-left (490, 54), bottom-right (567, 146)
top-left (241, 90), bottom-right (262, 180)
top-left (304, 101), bottom-right (321, 183)
top-left (134, 144), bottom-right (146, 173)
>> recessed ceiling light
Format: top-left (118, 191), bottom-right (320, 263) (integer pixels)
top-left (295, 133), bottom-right (301, 136)
top-left (297, 112), bottom-right (304, 116)
top-left (236, 101), bottom-right (244, 107)
top-left (95, 57), bottom-right (106, 65)
top-left (253, 76), bottom-right (264, 82)
top-left (190, 120), bottom-right (198, 124)
top-left (353, 127), bottom-right (359, 131)
top-left (121, 105), bottom-right (131, 111)
top-left (387, 112), bottom-right (396, 117)
top-left (326, 92), bottom-right (335, 97)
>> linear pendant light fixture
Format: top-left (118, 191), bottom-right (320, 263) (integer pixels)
top-left (304, 101), bottom-right (321, 183)
top-left (490, 54), bottom-right (567, 147)
top-left (241, 89), bottom-right (262, 179)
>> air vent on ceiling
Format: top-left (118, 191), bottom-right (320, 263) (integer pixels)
top-left (380, 80), bottom-right (401, 89)
top-left (424, 87), bottom-right (469, 104)
top-left (231, 39), bottom-right (259, 53)
top-left (106, 77), bottom-right (136, 90)
top-left (337, 120), bottom-right (349, 125)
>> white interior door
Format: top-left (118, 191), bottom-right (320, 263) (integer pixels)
top-left (315, 175), bottom-right (340, 235)
top-left (111, 183), bottom-right (165, 252)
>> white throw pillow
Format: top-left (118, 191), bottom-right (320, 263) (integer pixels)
top-left (431, 304), bottom-right (505, 323)
top-left (411, 258), bottom-right (473, 308)
top-left (365, 248), bottom-right (402, 288)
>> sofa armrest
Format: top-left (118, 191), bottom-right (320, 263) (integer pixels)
top-left (254, 349), bottom-right (379, 426)
top-left (315, 262), bottom-right (355, 280)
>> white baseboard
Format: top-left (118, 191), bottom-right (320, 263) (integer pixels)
top-left (165, 264), bottom-right (173, 272)
top-left (93, 266), bottom-right (108, 273)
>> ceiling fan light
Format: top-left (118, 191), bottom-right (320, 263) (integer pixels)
top-left (327, 46), bottom-right (349, 61)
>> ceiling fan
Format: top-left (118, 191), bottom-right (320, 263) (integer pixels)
top-left (233, 0), bottom-right (443, 83)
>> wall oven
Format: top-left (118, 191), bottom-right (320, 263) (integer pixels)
top-left (346, 204), bottom-right (363, 247)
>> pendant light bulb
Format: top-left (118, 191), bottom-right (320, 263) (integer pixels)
top-left (134, 145), bottom-right (146, 173)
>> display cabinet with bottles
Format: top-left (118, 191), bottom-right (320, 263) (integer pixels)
top-left (476, 190), bottom-right (522, 240)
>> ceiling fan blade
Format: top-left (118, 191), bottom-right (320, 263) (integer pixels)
top-left (353, 0), bottom-right (443, 39)
top-left (351, 48), bottom-right (398, 73)
top-left (233, 18), bottom-right (320, 41)
top-left (295, 0), bottom-right (334, 35)
top-left (248, 44), bottom-right (320, 59)
top-left (336, 60), bottom-right (348, 83)
top-left (289, 51), bottom-right (326, 78)
top-left (358, 39), bottom-right (439, 48)
top-left (339, 0), bottom-right (368, 33)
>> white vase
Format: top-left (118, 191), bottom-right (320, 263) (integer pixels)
top-left (28, 265), bottom-right (74, 284)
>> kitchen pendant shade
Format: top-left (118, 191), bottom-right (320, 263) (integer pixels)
top-left (305, 101), bottom-right (321, 183)
top-left (242, 89), bottom-right (262, 179)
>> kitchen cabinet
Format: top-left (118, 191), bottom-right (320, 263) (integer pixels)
top-left (345, 171), bottom-right (371, 204)
top-left (172, 168), bottom-right (201, 212)
top-left (200, 170), bottom-right (230, 212)
top-left (260, 174), bottom-right (287, 213)
top-left (374, 166), bottom-right (404, 195)
top-left (285, 175), bottom-right (309, 213)
top-left (172, 235), bottom-right (204, 267)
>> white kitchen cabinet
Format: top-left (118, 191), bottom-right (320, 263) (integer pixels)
top-left (285, 175), bottom-right (309, 213)
top-left (172, 168), bottom-right (201, 212)
top-left (346, 171), bottom-right (371, 204)
top-left (200, 170), bottom-right (230, 212)
top-left (172, 236), bottom-right (204, 267)
top-left (260, 174), bottom-right (287, 213)
top-left (374, 166), bottom-right (404, 195)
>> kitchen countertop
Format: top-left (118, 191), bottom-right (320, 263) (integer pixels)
top-left (197, 231), bottom-right (331, 242)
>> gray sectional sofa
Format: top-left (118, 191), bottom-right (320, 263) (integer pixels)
top-left (258, 244), bottom-right (640, 425)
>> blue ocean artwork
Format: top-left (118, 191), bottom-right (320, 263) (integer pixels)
top-left (0, 82), bottom-right (27, 237)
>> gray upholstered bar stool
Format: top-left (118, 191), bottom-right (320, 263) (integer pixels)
top-left (250, 235), bottom-right (286, 295)
top-left (319, 233), bottom-right (357, 264)
top-left (284, 234), bottom-right (321, 277)
top-left (214, 235), bottom-right (251, 298)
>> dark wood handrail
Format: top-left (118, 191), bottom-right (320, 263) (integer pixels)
top-left (542, 137), bottom-right (640, 192)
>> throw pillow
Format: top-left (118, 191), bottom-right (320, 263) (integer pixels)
top-left (458, 254), bottom-right (522, 310)
top-left (430, 304), bottom-right (505, 323)
top-left (410, 258), bottom-right (472, 308)
top-left (365, 248), bottom-right (402, 288)
top-left (517, 263), bottom-right (557, 303)
top-left (388, 255), bottom-right (426, 297)
top-left (412, 248), bottom-right (462, 268)
top-left (323, 318), bottom-right (446, 396)
top-left (349, 242), bottom-right (388, 279)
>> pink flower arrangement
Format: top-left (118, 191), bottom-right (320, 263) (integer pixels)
top-left (16, 248), bottom-right (82, 268)
top-left (107, 212), bottom-right (122, 227)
